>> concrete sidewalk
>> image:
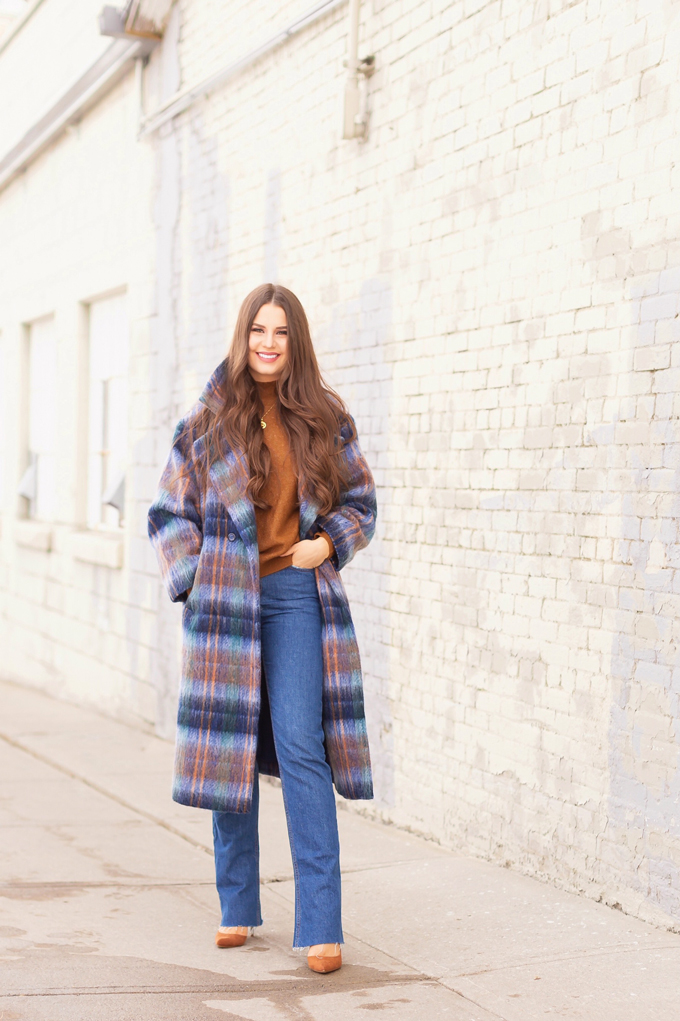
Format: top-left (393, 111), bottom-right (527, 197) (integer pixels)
top-left (1, 679), bottom-right (679, 1020)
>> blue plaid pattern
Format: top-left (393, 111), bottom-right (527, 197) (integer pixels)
top-left (148, 362), bottom-right (376, 813)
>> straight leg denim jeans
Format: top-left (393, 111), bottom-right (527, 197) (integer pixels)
top-left (212, 565), bottom-right (343, 948)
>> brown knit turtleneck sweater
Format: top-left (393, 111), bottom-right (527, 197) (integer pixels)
top-left (254, 380), bottom-right (334, 578)
top-left (255, 380), bottom-right (299, 577)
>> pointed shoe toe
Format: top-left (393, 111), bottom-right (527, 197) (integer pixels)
top-left (215, 926), bottom-right (249, 948)
top-left (307, 943), bottom-right (342, 973)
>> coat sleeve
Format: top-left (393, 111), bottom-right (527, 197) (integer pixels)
top-left (148, 415), bottom-right (203, 603)
top-left (314, 419), bottom-right (377, 572)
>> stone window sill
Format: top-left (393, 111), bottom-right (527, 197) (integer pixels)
top-left (14, 519), bottom-right (53, 552)
top-left (66, 530), bottom-right (124, 569)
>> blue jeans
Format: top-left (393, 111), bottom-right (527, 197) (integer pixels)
top-left (212, 566), bottom-right (343, 947)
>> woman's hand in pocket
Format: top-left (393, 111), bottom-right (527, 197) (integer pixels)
top-left (285, 536), bottom-right (330, 569)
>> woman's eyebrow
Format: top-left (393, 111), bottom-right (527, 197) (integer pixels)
top-left (251, 321), bottom-right (287, 331)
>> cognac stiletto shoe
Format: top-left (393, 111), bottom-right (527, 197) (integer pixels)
top-left (215, 926), bottom-right (249, 948)
top-left (307, 943), bottom-right (342, 973)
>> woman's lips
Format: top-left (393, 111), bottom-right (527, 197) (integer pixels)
top-left (256, 352), bottom-right (280, 361)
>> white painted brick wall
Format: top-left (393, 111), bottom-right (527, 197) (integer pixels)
top-left (0, 1), bottom-right (160, 719)
top-left (1, 0), bottom-right (680, 930)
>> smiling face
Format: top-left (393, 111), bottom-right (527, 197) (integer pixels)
top-left (247, 302), bottom-right (288, 381)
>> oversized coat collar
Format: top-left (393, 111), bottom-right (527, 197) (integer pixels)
top-left (198, 361), bottom-right (321, 557)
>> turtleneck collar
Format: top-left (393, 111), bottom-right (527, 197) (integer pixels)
top-left (255, 379), bottom-right (279, 394)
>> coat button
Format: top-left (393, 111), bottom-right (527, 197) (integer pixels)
top-left (228, 532), bottom-right (236, 541)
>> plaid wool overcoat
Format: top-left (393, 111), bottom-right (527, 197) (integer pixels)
top-left (148, 362), bottom-right (376, 813)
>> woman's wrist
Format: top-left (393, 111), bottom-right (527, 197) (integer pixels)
top-left (316, 531), bottom-right (334, 560)
top-left (312, 536), bottom-right (330, 563)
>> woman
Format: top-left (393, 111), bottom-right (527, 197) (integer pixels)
top-left (148, 284), bottom-right (376, 974)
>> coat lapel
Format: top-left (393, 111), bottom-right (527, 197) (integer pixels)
top-left (208, 450), bottom-right (259, 570)
top-left (199, 362), bottom-right (259, 570)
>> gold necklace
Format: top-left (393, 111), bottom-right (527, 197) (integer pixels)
top-left (260, 401), bottom-right (277, 429)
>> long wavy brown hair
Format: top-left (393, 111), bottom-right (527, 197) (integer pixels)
top-left (193, 284), bottom-right (355, 513)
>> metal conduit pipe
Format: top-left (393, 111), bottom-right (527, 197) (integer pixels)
top-left (342, 0), bottom-right (374, 140)
top-left (342, 0), bottom-right (360, 138)
top-left (138, 0), bottom-right (347, 137)
top-left (138, 0), bottom-right (374, 140)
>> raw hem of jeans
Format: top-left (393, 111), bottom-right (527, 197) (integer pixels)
top-left (221, 918), bottom-right (263, 928)
top-left (292, 939), bottom-right (345, 951)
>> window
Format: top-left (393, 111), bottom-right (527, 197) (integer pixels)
top-left (18, 316), bottom-right (58, 521)
top-left (87, 294), bottom-right (129, 529)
